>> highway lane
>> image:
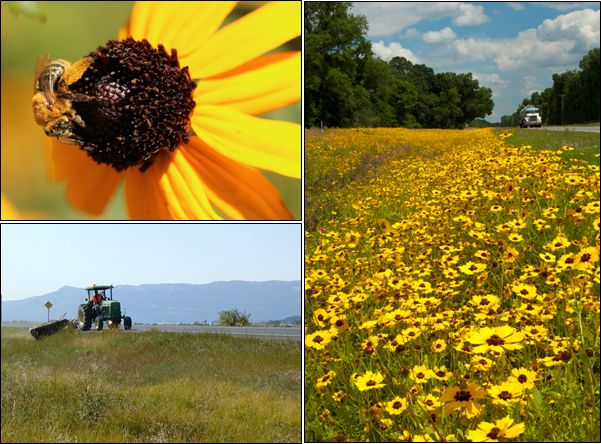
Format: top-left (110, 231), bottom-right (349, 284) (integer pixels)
top-left (529, 126), bottom-right (600, 132)
top-left (1, 322), bottom-right (301, 341)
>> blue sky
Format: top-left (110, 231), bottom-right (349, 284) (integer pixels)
top-left (351, 2), bottom-right (600, 122)
top-left (1, 223), bottom-right (301, 300)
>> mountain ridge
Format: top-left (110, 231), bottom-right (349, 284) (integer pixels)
top-left (1, 281), bottom-right (301, 324)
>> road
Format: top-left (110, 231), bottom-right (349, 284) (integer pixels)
top-left (1, 322), bottom-right (301, 341)
top-left (529, 126), bottom-right (600, 133)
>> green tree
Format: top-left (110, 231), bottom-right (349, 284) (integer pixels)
top-left (304, 2), bottom-right (372, 128)
top-left (218, 308), bottom-right (251, 326)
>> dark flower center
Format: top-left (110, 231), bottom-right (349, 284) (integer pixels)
top-left (486, 334), bottom-right (505, 346)
top-left (70, 37), bottom-right (196, 172)
top-left (498, 390), bottom-right (512, 400)
top-left (366, 380), bottom-right (376, 387)
top-left (518, 374), bottom-right (528, 383)
top-left (313, 335), bottom-right (323, 343)
top-left (487, 427), bottom-right (501, 439)
top-left (454, 390), bottom-right (472, 402)
top-left (392, 401), bottom-right (402, 409)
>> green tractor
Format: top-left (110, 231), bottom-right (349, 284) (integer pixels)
top-left (77, 285), bottom-right (132, 331)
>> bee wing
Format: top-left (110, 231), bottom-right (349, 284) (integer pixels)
top-left (33, 51), bottom-right (54, 105)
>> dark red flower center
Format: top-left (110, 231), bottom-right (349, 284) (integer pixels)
top-left (454, 390), bottom-right (472, 402)
top-left (486, 334), bottom-right (505, 346)
top-left (487, 427), bottom-right (501, 439)
top-left (70, 37), bottom-right (196, 172)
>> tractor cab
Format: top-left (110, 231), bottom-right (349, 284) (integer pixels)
top-left (78, 284), bottom-right (132, 331)
top-left (87, 285), bottom-right (113, 305)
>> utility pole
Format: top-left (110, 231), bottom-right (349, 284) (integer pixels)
top-left (559, 94), bottom-right (566, 126)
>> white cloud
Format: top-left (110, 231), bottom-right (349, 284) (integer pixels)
top-left (454, 2), bottom-right (489, 26)
top-left (536, 8), bottom-right (600, 51)
top-left (447, 9), bottom-right (599, 71)
top-left (473, 73), bottom-right (511, 88)
top-left (521, 76), bottom-right (544, 97)
top-left (505, 2), bottom-right (525, 11)
top-left (401, 28), bottom-right (420, 40)
top-left (351, 2), bottom-right (489, 36)
top-left (536, 2), bottom-right (600, 11)
top-left (372, 41), bottom-right (421, 63)
top-left (423, 27), bottom-right (458, 43)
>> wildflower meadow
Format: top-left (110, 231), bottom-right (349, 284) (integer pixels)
top-left (304, 128), bottom-right (600, 442)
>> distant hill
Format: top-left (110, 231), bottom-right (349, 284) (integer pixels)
top-left (1, 281), bottom-right (301, 324)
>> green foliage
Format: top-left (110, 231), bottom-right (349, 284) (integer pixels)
top-left (304, 2), bottom-right (494, 129)
top-left (502, 48), bottom-right (600, 126)
top-left (218, 308), bottom-right (252, 326)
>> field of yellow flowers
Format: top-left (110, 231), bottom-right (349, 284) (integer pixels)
top-left (304, 128), bottom-right (600, 442)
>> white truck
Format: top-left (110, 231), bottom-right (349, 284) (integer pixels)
top-left (519, 105), bottom-right (542, 128)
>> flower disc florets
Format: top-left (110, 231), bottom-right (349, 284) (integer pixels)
top-left (71, 37), bottom-right (196, 171)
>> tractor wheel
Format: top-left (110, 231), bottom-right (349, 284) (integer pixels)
top-left (95, 318), bottom-right (104, 331)
top-left (124, 316), bottom-right (132, 330)
top-left (78, 304), bottom-right (92, 331)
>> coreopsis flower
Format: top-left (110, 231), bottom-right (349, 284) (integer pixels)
top-left (440, 383), bottom-right (487, 416)
top-left (487, 381), bottom-right (524, 406)
top-left (417, 393), bottom-right (444, 411)
top-left (431, 339), bottom-right (447, 353)
top-left (354, 371), bottom-right (386, 391)
top-left (459, 261), bottom-right (487, 275)
top-left (47, 1), bottom-right (301, 219)
top-left (431, 365), bottom-right (453, 381)
top-left (316, 370), bottom-right (336, 390)
top-left (305, 330), bottom-right (333, 350)
top-left (409, 364), bottom-right (434, 384)
top-left (507, 367), bottom-right (539, 390)
top-left (466, 416), bottom-right (525, 442)
top-left (512, 282), bottom-right (538, 300)
top-left (385, 396), bottom-right (408, 415)
top-left (469, 325), bottom-right (524, 354)
top-left (572, 246), bottom-right (599, 271)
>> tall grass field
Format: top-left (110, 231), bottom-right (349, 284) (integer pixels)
top-left (305, 128), bottom-right (600, 442)
top-left (1, 327), bottom-right (301, 443)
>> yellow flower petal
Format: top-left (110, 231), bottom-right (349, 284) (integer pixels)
top-left (49, 140), bottom-right (122, 216)
top-left (192, 105), bottom-right (300, 178)
top-left (124, 159), bottom-right (171, 220)
top-left (126, 150), bottom-right (221, 220)
top-left (188, 1), bottom-right (301, 78)
top-left (127, 1), bottom-right (158, 42)
top-left (162, 2), bottom-right (237, 58)
top-left (196, 51), bottom-right (300, 115)
top-left (1, 193), bottom-right (22, 220)
top-left (181, 138), bottom-right (293, 220)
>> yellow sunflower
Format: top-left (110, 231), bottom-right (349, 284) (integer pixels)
top-left (47, 1), bottom-right (300, 219)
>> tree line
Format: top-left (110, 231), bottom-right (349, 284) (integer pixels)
top-left (305, 2), bottom-right (494, 129)
top-left (501, 48), bottom-right (600, 127)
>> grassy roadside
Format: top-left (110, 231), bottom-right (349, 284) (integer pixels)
top-left (495, 128), bottom-right (600, 169)
top-left (1, 327), bottom-right (301, 443)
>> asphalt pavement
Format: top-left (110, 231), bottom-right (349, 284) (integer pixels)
top-left (529, 126), bottom-right (600, 132)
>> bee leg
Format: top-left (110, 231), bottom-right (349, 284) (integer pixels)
top-left (60, 92), bottom-right (97, 103)
top-left (56, 136), bottom-right (84, 146)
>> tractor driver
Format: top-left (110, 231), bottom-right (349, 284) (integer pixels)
top-left (93, 291), bottom-right (101, 305)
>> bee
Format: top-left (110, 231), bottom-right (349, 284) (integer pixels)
top-left (32, 51), bottom-right (96, 145)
